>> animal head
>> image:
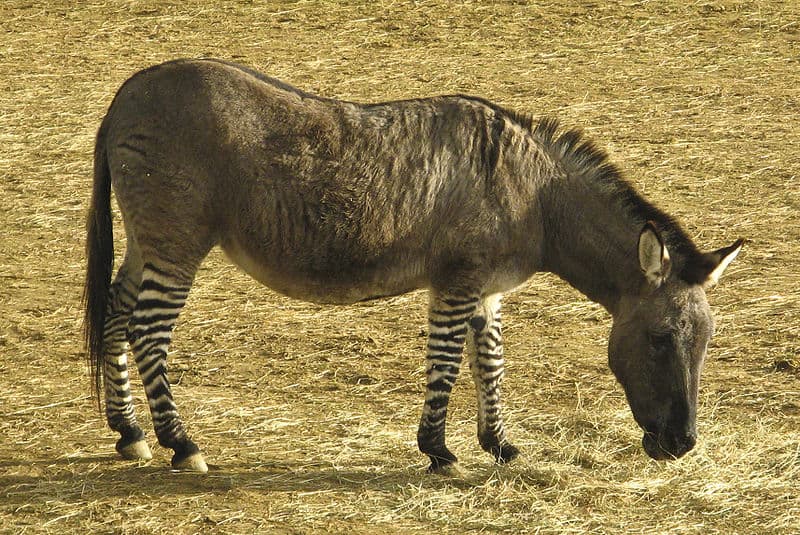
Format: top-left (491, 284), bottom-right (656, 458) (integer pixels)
top-left (609, 222), bottom-right (742, 460)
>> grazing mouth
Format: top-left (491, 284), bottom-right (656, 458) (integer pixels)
top-left (641, 430), bottom-right (696, 461)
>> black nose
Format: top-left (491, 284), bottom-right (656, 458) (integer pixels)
top-left (662, 429), bottom-right (697, 459)
top-left (642, 430), bottom-right (697, 460)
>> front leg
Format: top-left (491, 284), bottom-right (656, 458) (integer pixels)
top-left (417, 292), bottom-right (478, 473)
top-left (467, 294), bottom-right (520, 464)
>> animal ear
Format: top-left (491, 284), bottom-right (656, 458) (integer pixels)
top-left (683, 239), bottom-right (744, 288)
top-left (638, 221), bottom-right (671, 288)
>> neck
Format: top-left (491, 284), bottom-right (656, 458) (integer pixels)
top-left (541, 187), bottom-right (643, 316)
top-left (496, 116), bottom-right (700, 316)
top-left (530, 123), bottom-right (678, 316)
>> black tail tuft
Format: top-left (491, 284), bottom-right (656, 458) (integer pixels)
top-left (83, 120), bottom-right (114, 412)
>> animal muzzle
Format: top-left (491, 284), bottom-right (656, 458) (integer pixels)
top-left (642, 428), bottom-right (697, 460)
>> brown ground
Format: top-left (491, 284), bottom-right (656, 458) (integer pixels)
top-left (1, 1), bottom-right (798, 533)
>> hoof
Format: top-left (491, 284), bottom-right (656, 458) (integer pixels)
top-left (423, 446), bottom-right (458, 475)
top-left (429, 461), bottom-right (465, 477)
top-left (117, 439), bottom-right (153, 461)
top-left (494, 443), bottom-right (521, 465)
top-left (480, 431), bottom-right (521, 465)
top-left (171, 452), bottom-right (208, 473)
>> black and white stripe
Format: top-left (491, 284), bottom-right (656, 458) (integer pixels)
top-left (102, 264), bottom-right (150, 459)
top-left (124, 264), bottom-right (203, 468)
top-left (467, 295), bottom-right (518, 463)
top-left (417, 293), bottom-right (479, 472)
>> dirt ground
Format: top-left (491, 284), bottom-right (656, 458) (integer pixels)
top-left (1, 1), bottom-right (798, 533)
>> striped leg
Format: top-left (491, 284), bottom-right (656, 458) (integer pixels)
top-left (103, 259), bottom-right (152, 461)
top-left (417, 292), bottom-right (478, 473)
top-left (128, 263), bottom-right (206, 472)
top-left (467, 294), bottom-right (519, 464)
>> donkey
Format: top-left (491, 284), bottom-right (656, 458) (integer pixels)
top-left (84, 58), bottom-right (742, 473)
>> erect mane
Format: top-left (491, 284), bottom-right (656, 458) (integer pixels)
top-left (530, 116), bottom-right (708, 283)
top-left (444, 96), bottom-right (710, 283)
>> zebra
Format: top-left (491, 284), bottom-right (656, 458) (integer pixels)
top-left (84, 58), bottom-right (743, 473)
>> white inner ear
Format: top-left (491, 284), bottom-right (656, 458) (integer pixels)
top-left (639, 228), bottom-right (669, 285)
top-left (705, 242), bottom-right (742, 287)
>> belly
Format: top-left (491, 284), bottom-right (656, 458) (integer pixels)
top-left (220, 240), bottom-right (427, 305)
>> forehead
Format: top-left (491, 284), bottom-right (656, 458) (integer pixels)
top-left (649, 284), bottom-right (712, 326)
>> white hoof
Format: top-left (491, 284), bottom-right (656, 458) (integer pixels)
top-left (118, 440), bottom-right (153, 461)
top-left (172, 453), bottom-right (208, 473)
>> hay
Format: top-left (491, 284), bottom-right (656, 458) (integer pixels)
top-left (1, 0), bottom-right (798, 533)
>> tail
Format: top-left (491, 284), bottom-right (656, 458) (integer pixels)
top-left (83, 119), bottom-right (114, 411)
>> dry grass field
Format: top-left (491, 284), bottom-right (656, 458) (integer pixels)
top-left (1, 1), bottom-right (798, 533)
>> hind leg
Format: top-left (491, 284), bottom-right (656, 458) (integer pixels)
top-left (129, 261), bottom-right (206, 471)
top-left (103, 248), bottom-right (152, 461)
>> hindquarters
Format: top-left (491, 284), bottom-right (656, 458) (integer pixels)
top-left (86, 62), bottom-right (226, 470)
top-left (101, 63), bottom-right (225, 273)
